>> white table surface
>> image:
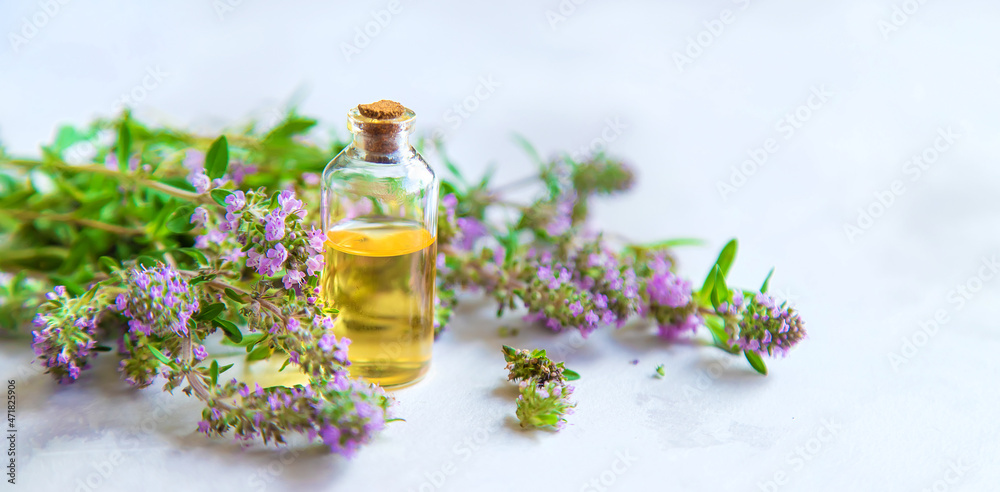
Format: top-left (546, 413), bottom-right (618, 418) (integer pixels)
top-left (2, 1), bottom-right (999, 491)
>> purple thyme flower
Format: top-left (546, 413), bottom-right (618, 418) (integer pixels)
top-left (441, 193), bottom-right (457, 223)
top-left (193, 345), bottom-right (208, 362)
top-left (189, 172), bottom-right (211, 194)
top-left (318, 334), bottom-right (336, 352)
top-left (305, 255), bottom-right (324, 276)
top-left (646, 257), bottom-right (692, 308)
top-left (190, 207), bottom-right (209, 226)
top-left (259, 243), bottom-right (288, 276)
top-left (184, 149), bottom-right (205, 172)
top-left (225, 190), bottom-right (246, 213)
top-left (306, 228), bottom-right (326, 253)
top-left (545, 192), bottom-right (575, 237)
top-left (229, 161), bottom-right (256, 186)
top-left (733, 293), bottom-right (806, 357)
top-left (264, 210), bottom-right (286, 241)
top-left (277, 190), bottom-right (306, 218)
top-left (115, 263), bottom-right (199, 337)
top-left (220, 248), bottom-right (245, 264)
top-left (283, 270), bottom-right (305, 290)
top-left (455, 217), bottom-right (488, 251)
top-left (31, 287), bottom-right (100, 384)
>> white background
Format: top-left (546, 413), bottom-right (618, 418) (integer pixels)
top-left (2, 1), bottom-right (999, 491)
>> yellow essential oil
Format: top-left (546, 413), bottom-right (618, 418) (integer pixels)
top-left (322, 217), bottom-right (437, 387)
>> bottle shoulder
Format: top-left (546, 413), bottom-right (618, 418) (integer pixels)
top-left (322, 146), bottom-right (436, 186)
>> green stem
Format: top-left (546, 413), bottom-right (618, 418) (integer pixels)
top-left (0, 247), bottom-right (69, 262)
top-left (2, 158), bottom-right (214, 205)
top-left (197, 277), bottom-right (285, 320)
top-left (3, 209), bottom-right (146, 236)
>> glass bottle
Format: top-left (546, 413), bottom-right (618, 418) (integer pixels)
top-left (320, 100), bottom-right (439, 387)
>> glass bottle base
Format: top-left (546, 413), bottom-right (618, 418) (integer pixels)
top-left (348, 360), bottom-right (430, 388)
top-left (241, 356), bottom-right (310, 388)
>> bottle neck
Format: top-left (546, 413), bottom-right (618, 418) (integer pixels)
top-left (350, 131), bottom-right (412, 162)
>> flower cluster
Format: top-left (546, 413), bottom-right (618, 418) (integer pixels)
top-left (642, 254), bottom-right (702, 339)
top-left (199, 376), bottom-right (394, 458)
top-left (30, 286), bottom-right (101, 383)
top-left (278, 313), bottom-right (352, 380)
top-left (719, 292), bottom-right (805, 357)
top-left (521, 259), bottom-right (602, 337)
top-left (515, 381), bottom-right (575, 430)
top-left (521, 245), bottom-right (638, 338)
top-left (502, 345), bottom-right (567, 387)
top-left (502, 345), bottom-right (576, 430)
top-left (571, 239), bottom-right (640, 326)
top-left (114, 264), bottom-right (199, 336)
top-left (224, 189), bottom-right (324, 294)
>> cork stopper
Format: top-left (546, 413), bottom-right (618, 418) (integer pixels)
top-left (358, 100), bottom-right (405, 120)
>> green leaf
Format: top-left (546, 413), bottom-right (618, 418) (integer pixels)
top-left (175, 247), bottom-right (209, 265)
top-left (501, 345), bottom-right (517, 362)
top-left (147, 345), bottom-right (173, 366)
top-left (204, 136), bottom-right (229, 180)
top-left (477, 164), bottom-right (497, 189)
top-left (210, 189), bottom-right (232, 206)
top-left (631, 237), bottom-right (705, 250)
top-left (499, 227), bottom-right (520, 265)
top-left (166, 205), bottom-right (196, 233)
top-left (512, 134), bottom-right (543, 165)
top-left (218, 363), bottom-right (234, 375)
top-left (194, 302), bottom-right (225, 321)
top-left (49, 275), bottom-right (85, 297)
top-left (699, 239), bottom-right (737, 303)
top-left (760, 267), bottom-right (775, 293)
top-left (264, 116), bottom-right (317, 143)
top-left (145, 198), bottom-right (175, 235)
top-left (213, 318), bottom-right (242, 343)
top-left (116, 117), bottom-right (131, 172)
top-left (563, 368), bottom-right (581, 381)
top-left (246, 345), bottom-right (273, 361)
top-left (744, 351), bottom-right (768, 375)
top-left (209, 360), bottom-right (219, 386)
top-left (710, 266), bottom-right (729, 310)
top-left (98, 256), bottom-right (120, 273)
top-left (189, 274), bottom-right (217, 285)
top-left (93, 345), bottom-right (113, 352)
top-left (238, 333), bottom-right (266, 348)
top-left (705, 316), bottom-right (729, 347)
top-left (224, 288), bottom-right (246, 303)
top-left (136, 255), bottom-right (159, 267)
top-left (57, 238), bottom-right (89, 275)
